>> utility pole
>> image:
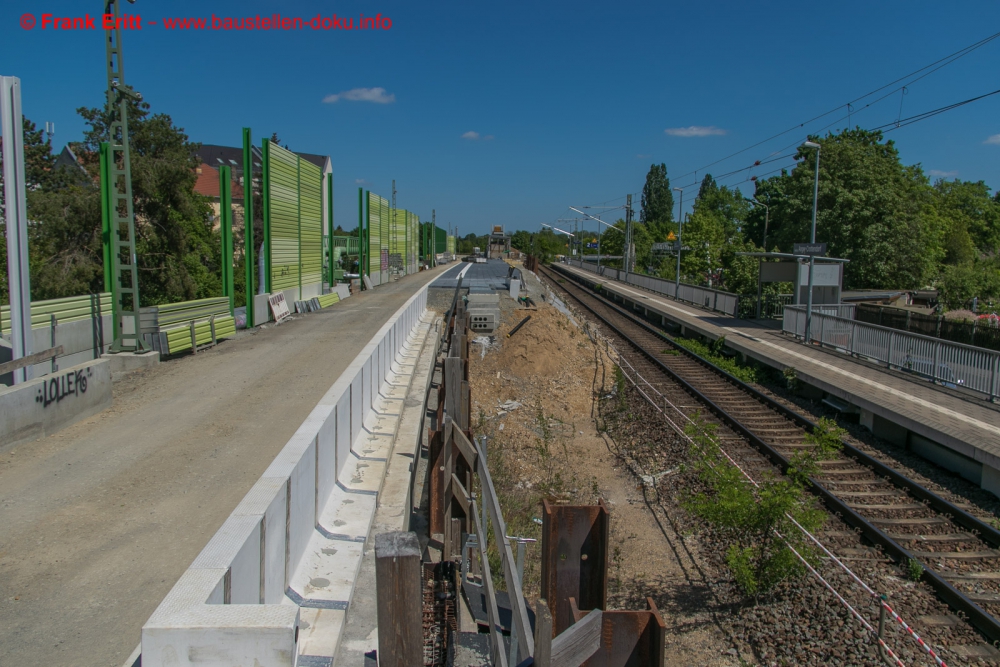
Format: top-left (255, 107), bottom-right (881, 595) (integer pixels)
top-left (623, 194), bottom-right (633, 280)
top-left (674, 187), bottom-right (685, 298)
top-left (391, 179), bottom-right (396, 272)
top-left (104, 0), bottom-right (148, 352)
top-left (432, 209), bottom-right (436, 266)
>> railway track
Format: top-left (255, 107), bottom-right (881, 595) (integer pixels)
top-left (538, 262), bottom-right (1000, 652)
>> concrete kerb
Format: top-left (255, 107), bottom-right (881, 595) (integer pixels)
top-left (139, 286), bottom-right (430, 667)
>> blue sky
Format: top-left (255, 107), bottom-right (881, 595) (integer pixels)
top-left (4, 1), bottom-right (999, 237)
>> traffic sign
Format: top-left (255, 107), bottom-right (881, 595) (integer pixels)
top-left (666, 231), bottom-right (677, 241)
top-left (794, 242), bottom-right (827, 256)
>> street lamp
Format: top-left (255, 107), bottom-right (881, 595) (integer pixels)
top-left (569, 206), bottom-right (623, 271)
top-left (673, 187), bottom-right (684, 298)
top-left (801, 140), bottom-right (821, 343)
top-left (747, 198), bottom-right (770, 318)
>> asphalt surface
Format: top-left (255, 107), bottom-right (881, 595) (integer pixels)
top-left (0, 265), bottom-right (447, 667)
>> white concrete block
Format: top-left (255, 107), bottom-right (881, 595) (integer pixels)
top-left (350, 369), bottom-right (363, 447)
top-left (287, 441), bottom-right (318, 578)
top-left (361, 356), bottom-right (372, 419)
top-left (231, 520), bottom-right (262, 604)
top-left (317, 414), bottom-right (338, 510)
top-left (336, 391), bottom-right (352, 478)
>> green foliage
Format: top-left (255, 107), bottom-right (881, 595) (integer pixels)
top-left (597, 219), bottom-right (653, 271)
top-left (671, 335), bottom-right (759, 384)
top-left (937, 262), bottom-right (987, 310)
top-left (907, 558), bottom-right (924, 582)
top-left (755, 129), bottom-right (938, 290)
top-left (787, 417), bottom-right (845, 486)
top-left (683, 414), bottom-right (825, 598)
top-left (640, 163), bottom-right (674, 241)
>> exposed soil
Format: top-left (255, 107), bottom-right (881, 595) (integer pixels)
top-left (466, 266), bottom-right (741, 666)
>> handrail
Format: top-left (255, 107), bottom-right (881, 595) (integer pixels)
top-left (567, 258), bottom-right (741, 317)
top-left (783, 305), bottom-right (1000, 401)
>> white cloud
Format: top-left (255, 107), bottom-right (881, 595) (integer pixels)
top-left (323, 87), bottom-right (395, 104)
top-left (665, 126), bottom-right (727, 137)
top-left (985, 134), bottom-right (1000, 145)
top-left (462, 131), bottom-right (480, 140)
top-left (355, 178), bottom-right (370, 186)
top-left (928, 170), bottom-right (958, 178)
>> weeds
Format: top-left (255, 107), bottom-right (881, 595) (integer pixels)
top-left (787, 417), bottom-right (846, 487)
top-left (682, 413), bottom-right (825, 600)
top-left (671, 335), bottom-right (759, 384)
top-left (907, 558), bottom-right (925, 581)
top-left (782, 366), bottom-right (799, 392)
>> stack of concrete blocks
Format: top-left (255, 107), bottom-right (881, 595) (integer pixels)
top-left (140, 286), bottom-right (431, 667)
top-left (467, 290), bottom-right (501, 334)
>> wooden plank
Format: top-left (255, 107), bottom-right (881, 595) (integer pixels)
top-left (0, 345), bottom-right (64, 375)
top-left (375, 532), bottom-right (422, 667)
top-left (534, 600), bottom-right (553, 667)
top-left (461, 380), bottom-right (471, 431)
top-left (478, 455), bottom-right (535, 660)
top-left (471, 499), bottom-right (508, 667)
top-left (453, 425), bottom-right (478, 469)
top-left (451, 473), bottom-right (471, 514)
top-left (444, 358), bottom-right (462, 421)
top-left (550, 609), bottom-right (603, 667)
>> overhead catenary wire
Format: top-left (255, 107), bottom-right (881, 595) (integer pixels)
top-left (668, 30), bottom-right (1000, 184)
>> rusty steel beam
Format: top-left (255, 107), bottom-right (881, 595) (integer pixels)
top-left (541, 499), bottom-right (610, 636)
top-left (569, 597), bottom-right (666, 667)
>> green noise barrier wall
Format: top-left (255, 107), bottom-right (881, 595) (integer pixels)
top-left (391, 207), bottom-right (407, 271)
top-left (367, 192), bottom-right (384, 286)
top-left (139, 297), bottom-right (235, 355)
top-left (267, 142), bottom-right (323, 299)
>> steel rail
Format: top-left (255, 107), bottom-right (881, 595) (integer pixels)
top-left (542, 262), bottom-right (1000, 645)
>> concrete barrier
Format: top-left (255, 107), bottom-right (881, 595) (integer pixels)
top-left (141, 285), bottom-right (430, 667)
top-left (0, 358), bottom-right (112, 450)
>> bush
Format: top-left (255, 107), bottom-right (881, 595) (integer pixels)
top-left (671, 335), bottom-right (759, 384)
top-left (683, 414), bottom-right (826, 599)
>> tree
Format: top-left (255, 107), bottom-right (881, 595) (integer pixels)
top-left (931, 179), bottom-right (1000, 257)
top-left (758, 129), bottom-right (936, 290)
top-left (640, 163), bottom-right (674, 241)
top-left (77, 99), bottom-right (220, 305)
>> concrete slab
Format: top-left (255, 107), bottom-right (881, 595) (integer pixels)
top-left (0, 358), bottom-right (112, 450)
top-left (101, 350), bottom-right (160, 378)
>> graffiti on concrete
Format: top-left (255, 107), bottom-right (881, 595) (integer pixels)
top-left (35, 367), bottom-right (92, 408)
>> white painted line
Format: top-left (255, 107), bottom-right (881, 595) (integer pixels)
top-left (457, 263), bottom-right (472, 280)
top-left (578, 268), bottom-right (1000, 440)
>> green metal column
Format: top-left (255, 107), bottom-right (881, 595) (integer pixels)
top-left (103, 0), bottom-right (147, 352)
top-left (327, 172), bottom-right (334, 286)
top-left (297, 156), bottom-right (302, 300)
top-left (242, 128), bottom-right (254, 327)
top-left (358, 187), bottom-right (364, 284)
top-left (219, 165), bottom-right (235, 315)
top-left (261, 138), bottom-right (272, 294)
top-left (99, 142), bottom-right (112, 293)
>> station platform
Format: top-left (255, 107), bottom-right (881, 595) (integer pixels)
top-left (430, 258), bottom-right (512, 290)
top-left (554, 262), bottom-right (1000, 497)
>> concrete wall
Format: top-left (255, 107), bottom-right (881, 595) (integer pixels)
top-left (141, 284), bottom-right (429, 667)
top-left (0, 358), bottom-right (112, 450)
top-left (1, 315), bottom-right (112, 385)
